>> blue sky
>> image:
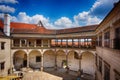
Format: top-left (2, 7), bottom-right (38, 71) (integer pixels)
top-left (0, 0), bottom-right (119, 29)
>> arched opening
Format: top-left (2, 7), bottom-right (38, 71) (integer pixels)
top-left (56, 50), bottom-right (66, 68)
top-left (68, 51), bottom-right (79, 71)
top-left (13, 50), bottom-right (27, 71)
top-left (43, 50), bottom-right (55, 68)
top-left (29, 50), bottom-right (41, 70)
top-left (81, 51), bottom-right (95, 76)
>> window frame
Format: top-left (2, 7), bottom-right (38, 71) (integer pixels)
top-left (36, 56), bottom-right (41, 62)
top-left (1, 42), bottom-right (5, 50)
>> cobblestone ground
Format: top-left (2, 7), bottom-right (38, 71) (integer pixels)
top-left (22, 68), bottom-right (94, 80)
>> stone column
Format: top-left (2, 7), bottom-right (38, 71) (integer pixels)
top-left (54, 50), bottom-right (57, 70)
top-left (41, 53), bottom-right (44, 71)
top-left (79, 56), bottom-right (81, 70)
top-left (41, 40), bottom-right (43, 47)
top-left (34, 40), bottom-right (36, 47)
top-left (61, 39), bottom-right (62, 47)
top-left (97, 35), bottom-right (99, 46)
top-left (72, 39), bottom-right (73, 47)
top-left (102, 31), bottom-right (104, 47)
top-left (66, 39), bottom-right (68, 48)
top-left (27, 54), bottom-right (29, 68)
top-left (78, 55), bottom-right (82, 77)
top-left (66, 54), bottom-right (68, 67)
top-left (27, 40), bottom-right (29, 47)
top-left (20, 39), bottom-right (22, 47)
top-left (79, 39), bottom-right (81, 48)
top-left (48, 40), bottom-right (50, 47)
top-left (56, 39), bottom-right (58, 47)
top-left (66, 52), bottom-right (69, 73)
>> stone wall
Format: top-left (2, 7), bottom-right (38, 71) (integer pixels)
top-left (96, 47), bottom-right (120, 80)
top-left (0, 38), bottom-right (11, 76)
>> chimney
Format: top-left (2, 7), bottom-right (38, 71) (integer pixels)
top-left (4, 14), bottom-right (10, 36)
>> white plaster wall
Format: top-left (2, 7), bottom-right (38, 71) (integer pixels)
top-left (81, 52), bottom-right (95, 76)
top-left (57, 51), bottom-right (66, 68)
top-left (43, 51), bottom-right (55, 67)
top-left (68, 52), bottom-right (79, 71)
top-left (29, 51), bottom-right (41, 69)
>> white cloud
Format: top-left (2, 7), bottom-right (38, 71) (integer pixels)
top-left (0, 0), bottom-right (119, 29)
top-left (8, 12), bottom-right (78, 29)
top-left (87, 16), bottom-right (101, 25)
top-left (90, 0), bottom-right (119, 17)
top-left (73, 0), bottom-right (119, 26)
top-left (0, 0), bottom-right (18, 4)
top-left (74, 11), bottom-right (101, 25)
top-left (54, 17), bottom-right (75, 29)
top-left (10, 12), bottom-right (54, 29)
top-left (0, 13), bottom-right (4, 19)
top-left (16, 12), bottom-right (31, 23)
top-left (0, 5), bottom-right (15, 13)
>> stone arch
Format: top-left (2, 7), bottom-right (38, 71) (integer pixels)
top-left (68, 50), bottom-right (79, 71)
top-left (29, 50), bottom-right (41, 69)
top-left (13, 50), bottom-right (27, 71)
top-left (81, 51), bottom-right (95, 76)
top-left (43, 50), bottom-right (55, 68)
top-left (80, 50), bottom-right (95, 56)
top-left (56, 50), bottom-right (66, 68)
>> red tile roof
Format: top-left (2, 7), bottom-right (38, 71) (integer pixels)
top-left (56, 25), bottom-right (98, 34)
top-left (0, 20), bottom-right (98, 35)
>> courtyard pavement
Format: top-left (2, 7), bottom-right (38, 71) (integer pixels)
top-left (22, 68), bottom-right (94, 80)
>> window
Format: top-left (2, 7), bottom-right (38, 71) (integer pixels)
top-left (104, 31), bottom-right (110, 47)
top-left (104, 62), bottom-right (110, 80)
top-left (13, 39), bottom-right (20, 47)
top-left (95, 54), bottom-right (98, 67)
top-left (115, 27), bottom-right (120, 39)
top-left (36, 39), bottom-right (41, 46)
top-left (0, 62), bottom-right (5, 70)
top-left (21, 39), bottom-right (26, 47)
top-left (57, 39), bottom-right (62, 47)
top-left (68, 39), bottom-right (72, 47)
top-left (114, 27), bottom-right (120, 49)
top-left (73, 39), bottom-right (78, 47)
top-left (62, 39), bottom-right (67, 47)
top-left (51, 39), bottom-right (56, 47)
top-left (114, 69), bottom-right (120, 80)
top-left (99, 57), bottom-right (102, 74)
top-left (43, 39), bottom-right (48, 47)
top-left (36, 56), bottom-right (41, 62)
top-left (99, 35), bottom-right (102, 46)
top-left (1, 42), bottom-right (5, 50)
top-left (28, 40), bottom-right (34, 47)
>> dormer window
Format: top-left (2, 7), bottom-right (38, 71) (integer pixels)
top-left (37, 20), bottom-right (44, 27)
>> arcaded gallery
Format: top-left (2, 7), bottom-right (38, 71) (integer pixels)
top-left (0, 1), bottom-right (120, 80)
